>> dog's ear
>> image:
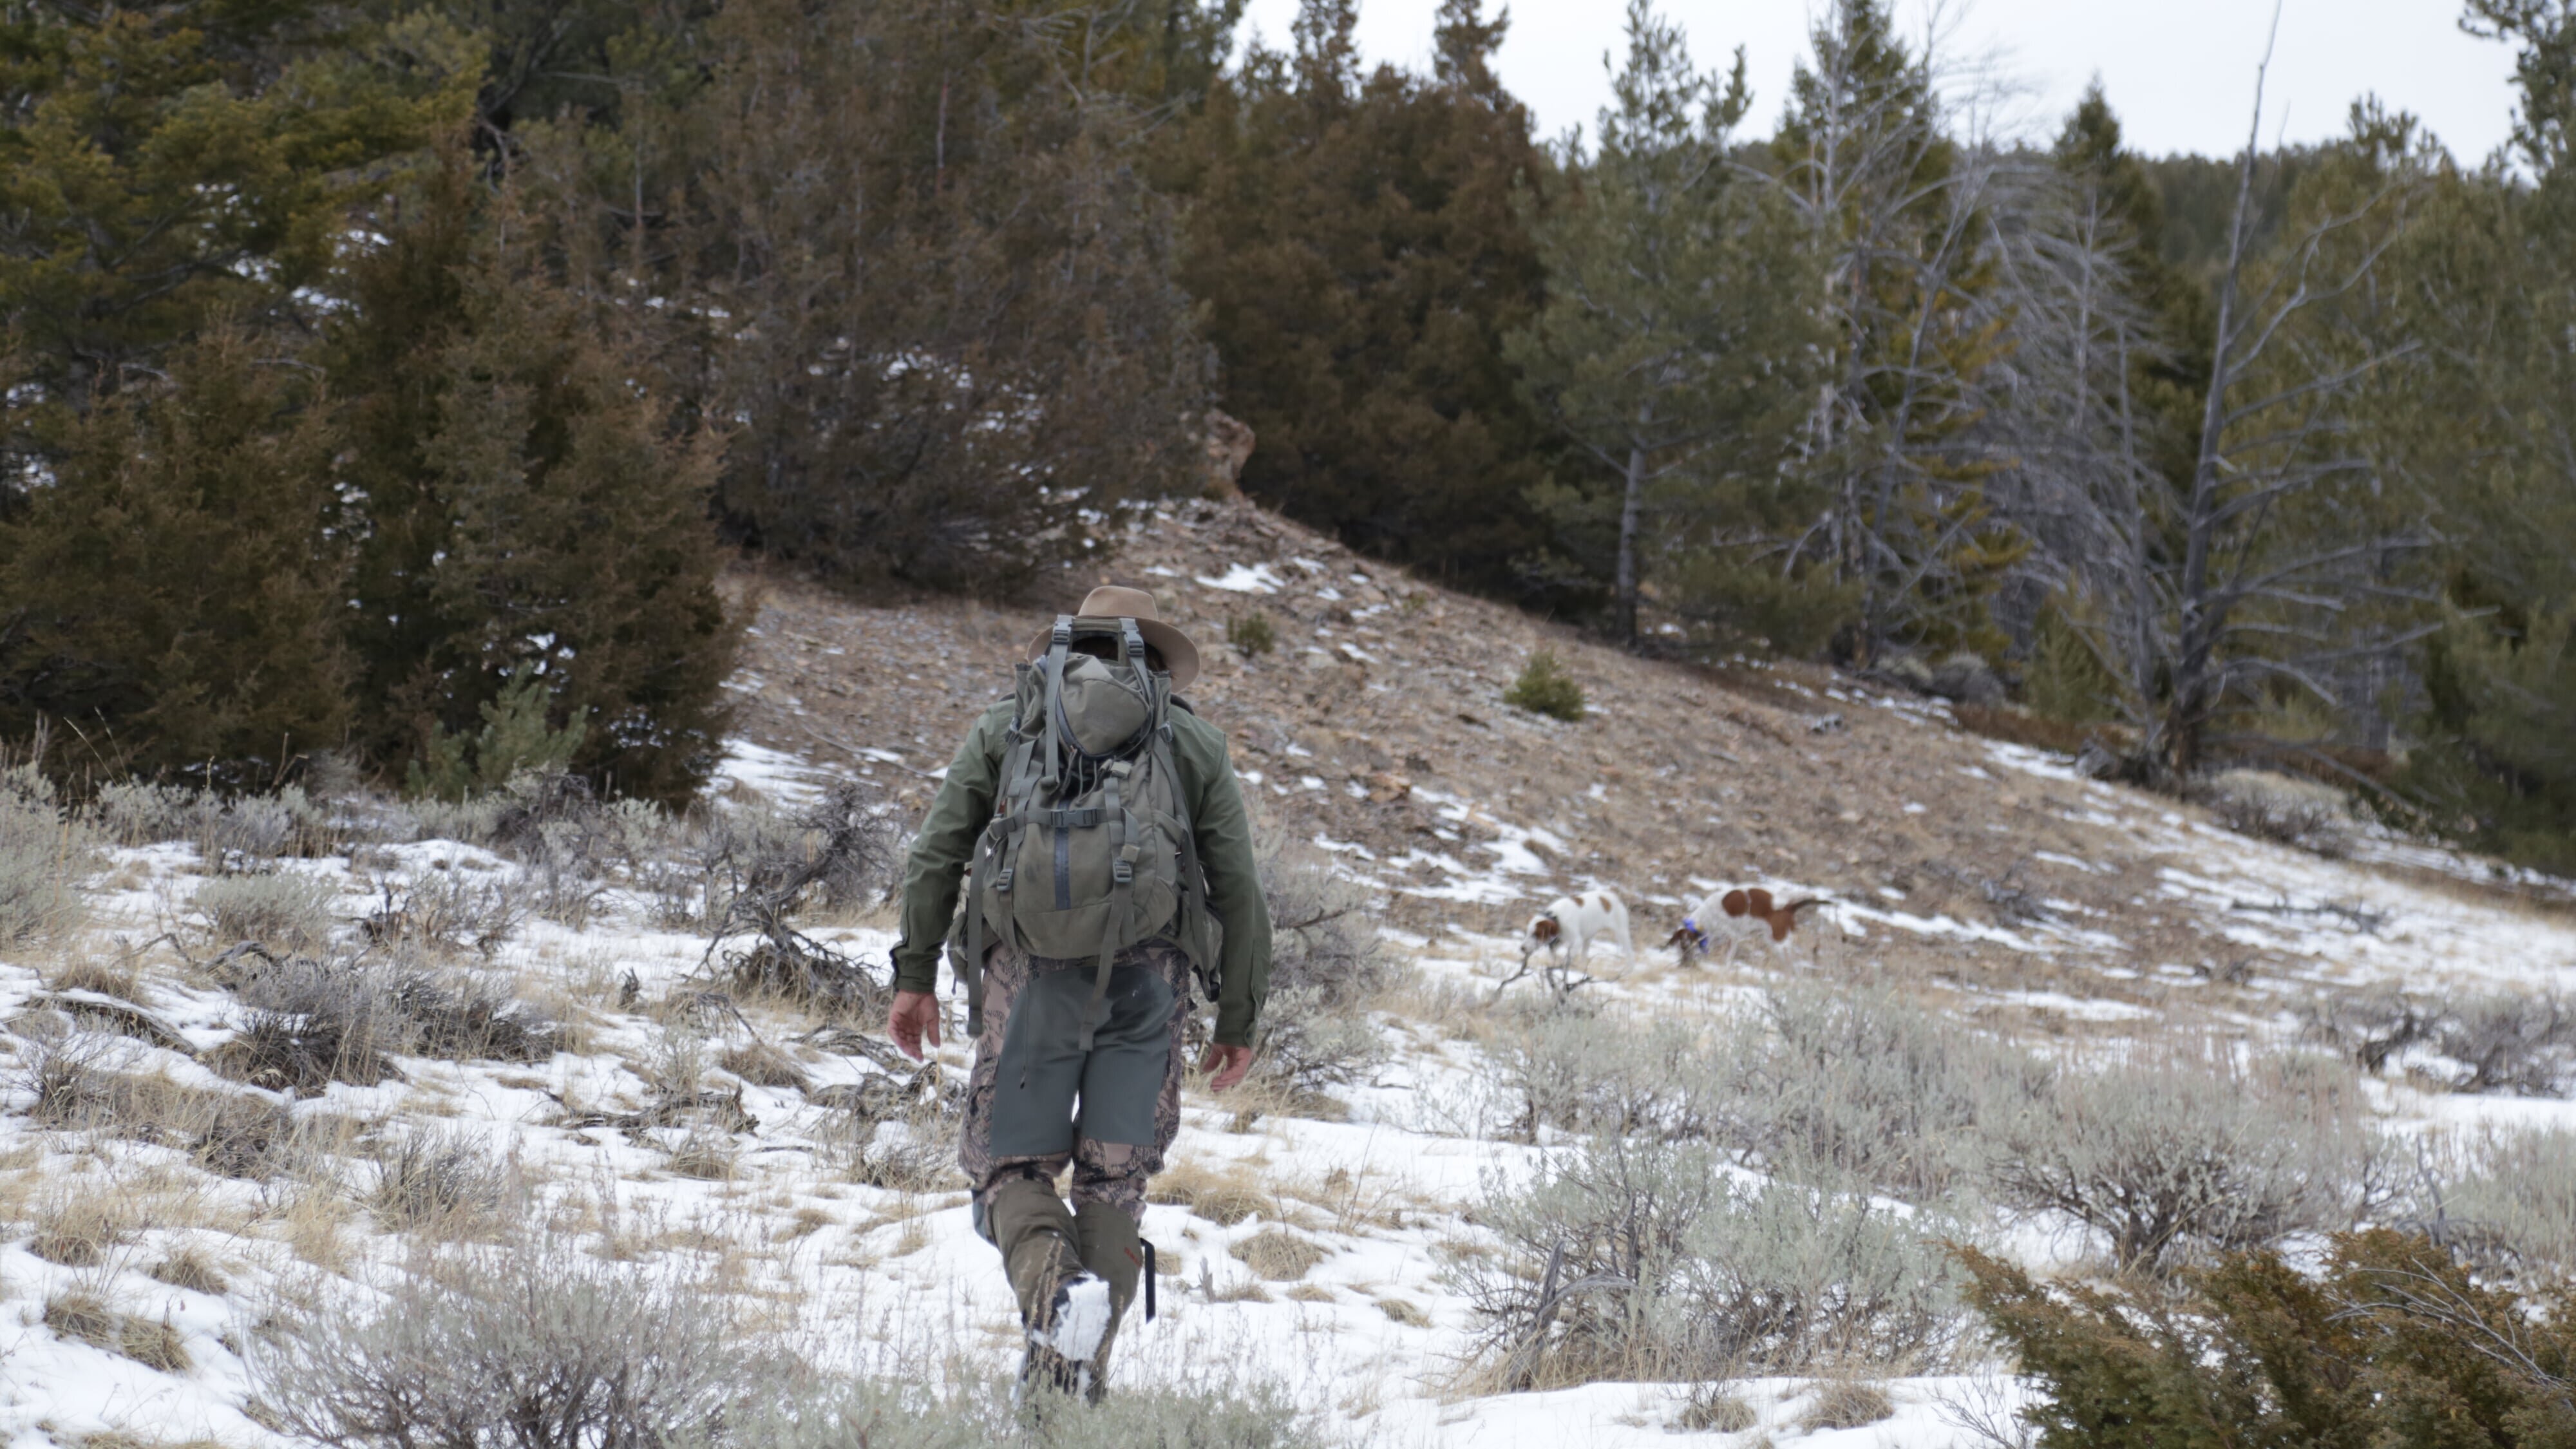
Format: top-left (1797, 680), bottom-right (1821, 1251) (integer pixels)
top-left (1532, 918), bottom-right (1560, 942)
top-left (1721, 889), bottom-right (1749, 917)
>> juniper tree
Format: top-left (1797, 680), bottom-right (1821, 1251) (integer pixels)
top-left (665, 0), bottom-right (1206, 592)
top-left (0, 1), bottom-right (478, 470)
top-left (325, 161), bottom-right (737, 802)
top-left (0, 331), bottom-right (354, 784)
top-left (1164, 0), bottom-right (1565, 598)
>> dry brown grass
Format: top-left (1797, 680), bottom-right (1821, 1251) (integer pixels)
top-left (28, 1177), bottom-right (131, 1267)
top-left (1146, 1157), bottom-right (1272, 1227)
top-left (1799, 1378), bottom-right (1895, 1432)
top-left (717, 1041), bottom-right (810, 1092)
top-left (270, 1173), bottom-right (355, 1272)
top-left (46, 948), bottom-right (153, 1006)
top-left (41, 1289), bottom-right (118, 1347)
top-left (147, 1244), bottom-right (230, 1296)
top-left (1376, 1296), bottom-right (1430, 1326)
top-left (1229, 1228), bottom-right (1327, 1282)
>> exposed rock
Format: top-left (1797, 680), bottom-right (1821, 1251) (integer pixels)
top-left (1203, 409), bottom-right (1255, 500)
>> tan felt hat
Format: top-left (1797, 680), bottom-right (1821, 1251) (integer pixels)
top-left (1023, 585), bottom-right (1201, 688)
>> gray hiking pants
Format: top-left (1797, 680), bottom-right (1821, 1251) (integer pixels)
top-left (960, 940), bottom-right (1193, 1226)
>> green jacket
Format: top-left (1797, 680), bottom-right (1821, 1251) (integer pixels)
top-left (891, 697), bottom-right (1273, 1046)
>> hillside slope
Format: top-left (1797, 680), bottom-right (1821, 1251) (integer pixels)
top-left (730, 496), bottom-right (2576, 1025)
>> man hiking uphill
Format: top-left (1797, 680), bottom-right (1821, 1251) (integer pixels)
top-left (886, 584), bottom-right (1271, 1403)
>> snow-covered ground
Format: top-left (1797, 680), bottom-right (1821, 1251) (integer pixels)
top-left (2, 728), bottom-right (2571, 1448)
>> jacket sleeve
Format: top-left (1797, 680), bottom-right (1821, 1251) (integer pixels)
top-left (890, 704), bottom-right (1011, 995)
top-left (1182, 716), bottom-right (1271, 1047)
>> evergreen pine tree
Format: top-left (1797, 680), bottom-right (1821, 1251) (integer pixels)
top-left (1770, 0), bottom-right (2027, 659)
top-left (1504, 0), bottom-right (1833, 648)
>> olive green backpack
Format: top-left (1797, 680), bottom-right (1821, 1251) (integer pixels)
top-left (958, 616), bottom-right (1213, 1044)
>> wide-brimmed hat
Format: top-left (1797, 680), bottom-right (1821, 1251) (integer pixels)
top-left (1023, 585), bottom-right (1200, 688)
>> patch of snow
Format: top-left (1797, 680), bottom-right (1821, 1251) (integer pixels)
top-left (1195, 562), bottom-right (1283, 594)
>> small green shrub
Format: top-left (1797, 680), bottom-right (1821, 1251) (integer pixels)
top-left (0, 762), bottom-right (93, 945)
top-left (1985, 1049), bottom-right (2382, 1273)
top-left (254, 1236), bottom-right (1337, 1449)
top-left (1962, 1231), bottom-right (2576, 1448)
top-left (194, 871), bottom-right (338, 951)
top-left (1455, 1133), bottom-right (1969, 1390)
top-left (1249, 826), bottom-right (1389, 1095)
top-left (1227, 611), bottom-right (1277, 657)
top-left (406, 667), bottom-right (588, 802)
top-left (1503, 650), bottom-right (1585, 721)
top-left (2445, 1125), bottom-right (2576, 1272)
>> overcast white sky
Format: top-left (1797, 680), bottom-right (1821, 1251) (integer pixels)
top-left (1235, 0), bottom-right (2524, 162)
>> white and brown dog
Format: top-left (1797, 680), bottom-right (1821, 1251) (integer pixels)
top-left (1521, 891), bottom-right (1633, 974)
top-left (1669, 888), bottom-right (1827, 961)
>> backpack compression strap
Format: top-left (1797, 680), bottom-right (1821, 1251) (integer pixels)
top-left (1075, 618), bottom-right (1157, 1051)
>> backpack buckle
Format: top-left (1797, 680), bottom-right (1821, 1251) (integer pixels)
top-left (1112, 859), bottom-right (1133, 886)
top-left (996, 866), bottom-right (1014, 893)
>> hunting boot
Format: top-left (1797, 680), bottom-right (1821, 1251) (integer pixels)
top-left (985, 1177), bottom-right (1113, 1402)
top-left (1072, 1201), bottom-right (1147, 1402)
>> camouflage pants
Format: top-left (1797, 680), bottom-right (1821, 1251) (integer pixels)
top-left (959, 940), bottom-right (1193, 1224)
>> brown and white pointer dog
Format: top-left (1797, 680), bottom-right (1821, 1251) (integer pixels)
top-left (1669, 887), bottom-right (1827, 961)
top-left (1520, 891), bottom-right (1634, 973)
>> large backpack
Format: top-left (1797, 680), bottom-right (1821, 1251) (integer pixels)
top-left (958, 616), bottom-right (1213, 1045)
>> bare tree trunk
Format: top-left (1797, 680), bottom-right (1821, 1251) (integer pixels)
top-left (1616, 433), bottom-right (1648, 642)
top-left (2166, 5), bottom-right (2274, 781)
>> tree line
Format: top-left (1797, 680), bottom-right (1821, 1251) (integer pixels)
top-left (2, 0), bottom-right (2571, 869)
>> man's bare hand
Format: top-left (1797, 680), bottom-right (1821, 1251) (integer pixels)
top-left (1197, 1043), bottom-right (1255, 1092)
top-left (888, 990), bottom-right (942, 1061)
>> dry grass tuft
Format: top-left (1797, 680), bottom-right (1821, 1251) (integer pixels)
top-left (1678, 1387), bottom-right (1759, 1433)
top-left (1147, 1158), bottom-right (1270, 1227)
top-left (148, 1245), bottom-right (230, 1296)
top-left (717, 1041), bottom-right (811, 1092)
top-left (1799, 1379), bottom-right (1895, 1432)
top-left (43, 1291), bottom-right (120, 1356)
top-left (1230, 1228), bottom-right (1327, 1282)
top-left (30, 1186), bottom-right (128, 1267)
